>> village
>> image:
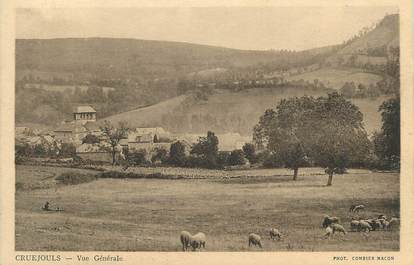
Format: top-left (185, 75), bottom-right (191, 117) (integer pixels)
top-left (15, 105), bottom-right (251, 165)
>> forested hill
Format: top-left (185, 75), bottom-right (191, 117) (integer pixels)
top-left (15, 38), bottom-right (338, 82)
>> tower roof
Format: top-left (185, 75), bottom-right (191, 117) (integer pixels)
top-left (73, 106), bottom-right (96, 113)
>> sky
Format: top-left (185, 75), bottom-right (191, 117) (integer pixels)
top-left (16, 6), bottom-right (398, 51)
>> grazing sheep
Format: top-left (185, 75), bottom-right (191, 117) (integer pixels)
top-left (388, 217), bottom-right (400, 231)
top-left (382, 220), bottom-right (390, 231)
top-left (180, 231), bottom-right (192, 251)
top-left (190, 232), bottom-right (206, 251)
top-left (358, 220), bottom-right (372, 232)
top-left (324, 226), bottom-right (334, 239)
top-left (322, 216), bottom-right (340, 228)
top-left (248, 233), bottom-right (262, 248)
top-left (350, 220), bottom-right (360, 232)
top-left (378, 214), bottom-right (387, 220)
top-left (350, 204), bottom-right (365, 213)
top-left (269, 228), bottom-right (282, 240)
top-left (331, 223), bottom-right (347, 235)
top-left (371, 219), bottom-right (383, 231)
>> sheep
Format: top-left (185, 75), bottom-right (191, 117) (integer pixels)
top-left (248, 233), bottom-right (262, 248)
top-left (378, 214), bottom-right (387, 220)
top-left (331, 223), bottom-right (347, 235)
top-left (180, 231), bottom-right (192, 251)
top-left (381, 220), bottom-right (390, 231)
top-left (388, 217), bottom-right (400, 231)
top-left (358, 220), bottom-right (372, 232)
top-left (269, 228), bottom-right (282, 241)
top-left (324, 226), bottom-right (334, 239)
top-left (350, 204), bottom-right (365, 213)
top-left (322, 215), bottom-right (340, 228)
top-left (350, 220), bottom-right (360, 232)
top-left (190, 232), bottom-right (206, 251)
top-left (371, 219), bottom-right (383, 231)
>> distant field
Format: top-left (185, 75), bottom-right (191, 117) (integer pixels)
top-left (287, 68), bottom-right (383, 90)
top-left (16, 165), bottom-right (399, 251)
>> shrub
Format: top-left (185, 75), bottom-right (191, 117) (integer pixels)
top-left (151, 148), bottom-right (168, 164)
top-left (217, 151), bottom-right (230, 168)
top-left (126, 149), bottom-right (149, 166)
top-left (169, 141), bottom-right (187, 167)
top-left (82, 134), bottom-right (100, 144)
top-left (55, 172), bottom-right (97, 185)
top-left (227, 149), bottom-right (246, 166)
top-left (59, 143), bottom-right (76, 157)
top-left (242, 143), bottom-right (258, 164)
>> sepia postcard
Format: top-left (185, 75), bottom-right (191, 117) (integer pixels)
top-left (1, 0), bottom-right (413, 264)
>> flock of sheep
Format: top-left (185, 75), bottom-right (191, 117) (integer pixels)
top-left (323, 204), bottom-right (400, 239)
top-left (179, 204), bottom-right (399, 251)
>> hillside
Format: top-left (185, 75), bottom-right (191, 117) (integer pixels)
top-left (104, 88), bottom-right (388, 136)
top-left (15, 14), bottom-right (399, 131)
top-left (16, 38), bottom-right (320, 81)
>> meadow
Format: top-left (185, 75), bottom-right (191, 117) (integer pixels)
top-left (15, 165), bottom-right (399, 251)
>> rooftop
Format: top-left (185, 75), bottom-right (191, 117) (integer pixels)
top-left (73, 106), bottom-right (96, 113)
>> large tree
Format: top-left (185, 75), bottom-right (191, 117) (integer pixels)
top-left (100, 121), bottom-right (128, 165)
top-left (254, 97), bottom-right (316, 180)
top-left (190, 131), bottom-right (219, 169)
top-left (254, 93), bottom-right (370, 185)
top-left (309, 93), bottom-right (371, 185)
top-left (373, 97), bottom-right (400, 169)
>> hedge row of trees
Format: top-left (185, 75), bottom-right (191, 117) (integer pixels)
top-left (121, 132), bottom-right (258, 169)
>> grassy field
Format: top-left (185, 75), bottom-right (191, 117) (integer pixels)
top-left (103, 87), bottom-right (386, 135)
top-left (15, 165), bottom-right (399, 251)
top-left (287, 68), bottom-right (383, 90)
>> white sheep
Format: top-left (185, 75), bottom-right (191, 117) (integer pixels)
top-left (180, 231), bottom-right (192, 251)
top-left (388, 217), bottom-right (400, 231)
top-left (269, 228), bottom-right (282, 241)
top-left (248, 233), bottom-right (262, 248)
top-left (322, 215), bottom-right (340, 228)
top-left (190, 232), bottom-right (206, 251)
top-left (381, 220), bottom-right (390, 231)
top-left (324, 226), bottom-right (334, 239)
top-left (351, 204), bottom-right (365, 213)
top-left (358, 220), bottom-right (372, 232)
top-left (350, 220), bottom-right (360, 232)
top-left (331, 223), bottom-right (347, 235)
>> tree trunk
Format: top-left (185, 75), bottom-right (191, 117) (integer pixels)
top-left (293, 168), bottom-right (298, 180)
top-left (327, 172), bottom-right (333, 186)
top-left (112, 147), bottom-right (116, 165)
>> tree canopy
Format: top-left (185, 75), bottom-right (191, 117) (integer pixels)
top-left (254, 93), bottom-right (370, 185)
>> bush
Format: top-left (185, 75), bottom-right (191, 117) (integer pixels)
top-left (82, 134), bottom-right (100, 144)
top-left (169, 141), bottom-right (187, 167)
top-left (98, 171), bottom-right (169, 179)
top-left (227, 149), bottom-right (246, 166)
top-left (59, 143), bottom-right (76, 158)
top-left (262, 152), bottom-right (284, 168)
top-left (126, 149), bottom-right (149, 166)
top-left (55, 172), bottom-right (97, 185)
top-left (151, 148), bottom-right (169, 164)
top-left (217, 151), bottom-right (230, 168)
top-left (242, 143), bottom-right (258, 164)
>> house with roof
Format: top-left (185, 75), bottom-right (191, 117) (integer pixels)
top-left (73, 106), bottom-right (97, 125)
